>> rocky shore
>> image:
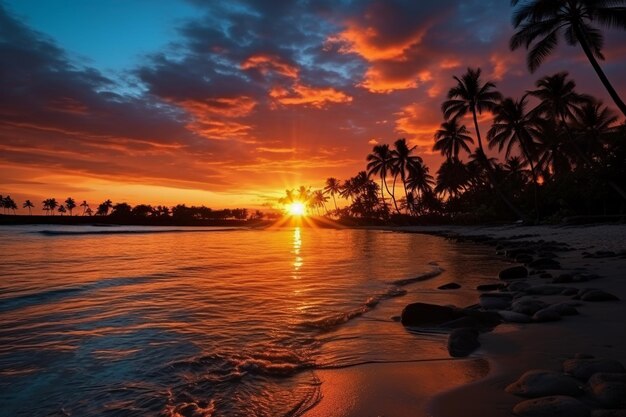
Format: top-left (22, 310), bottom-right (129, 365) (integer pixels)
top-left (403, 225), bottom-right (626, 417)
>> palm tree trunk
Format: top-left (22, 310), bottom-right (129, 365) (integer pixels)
top-left (519, 142), bottom-right (541, 221)
top-left (391, 174), bottom-right (401, 214)
top-left (575, 25), bottom-right (626, 117)
top-left (379, 177), bottom-right (386, 206)
top-left (472, 109), bottom-right (529, 222)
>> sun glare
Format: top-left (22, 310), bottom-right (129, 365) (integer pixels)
top-left (288, 202), bottom-right (306, 216)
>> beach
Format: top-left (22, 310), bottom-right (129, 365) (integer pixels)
top-left (304, 224), bottom-right (626, 417)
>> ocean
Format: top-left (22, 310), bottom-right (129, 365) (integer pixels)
top-left (0, 225), bottom-right (507, 416)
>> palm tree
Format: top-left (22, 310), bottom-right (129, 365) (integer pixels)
top-left (528, 72), bottom-right (589, 125)
top-left (366, 144), bottom-right (398, 212)
top-left (3, 196), bottom-right (17, 214)
top-left (80, 200), bottom-right (89, 216)
top-left (390, 138), bottom-right (423, 213)
top-left (442, 68), bottom-right (502, 156)
top-left (85, 207), bottom-right (93, 216)
top-left (571, 99), bottom-right (619, 159)
top-left (442, 68), bottom-right (527, 220)
top-left (488, 96), bottom-right (541, 217)
top-left (43, 198), bottom-right (58, 216)
top-left (58, 206), bottom-right (67, 216)
top-left (433, 118), bottom-right (474, 161)
top-left (406, 161), bottom-right (434, 215)
top-left (323, 177), bottom-right (342, 211)
top-left (65, 197), bottom-right (76, 216)
top-left (23, 199), bottom-right (34, 215)
top-left (510, 0), bottom-right (626, 116)
top-left (435, 159), bottom-right (470, 198)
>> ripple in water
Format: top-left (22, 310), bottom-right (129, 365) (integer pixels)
top-left (0, 225), bottom-right (508, 416)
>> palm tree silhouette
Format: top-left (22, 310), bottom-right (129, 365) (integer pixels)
top-left (435, 159), bottom-right (470, 198)
top-left (442, 68), bottom-right (528, 221)
top-left (433, 118), bottom-right (474, 161)
top-left (323, 177), bottom-right (342, 211)
top-left (43, 198), bottom-right (58, 216)
top-left (366, 144), bottom-right (398, 212)
top-left (80, 200), bottom-right (89, 216)
top-left (390, 138), bottom-right (423, 213)
top-left (488, 96), bottom-right (541, 217)
top-left (3, 196), bottom-right (17, 214)
top-left (23, 199), bottom-right (34, 215)
top-left (510, 0), bottom-right (626, 116)
top-left (65, 197), bottom-right (76, 216)
top-left (571, 99), bottom-right (619, 158)
top-left (406, 161), bottom-right (434, 215)
top-left (58, 206), bottom-right (67, 216)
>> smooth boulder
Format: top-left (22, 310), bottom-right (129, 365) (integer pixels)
top-left (505, 369), bottom-right (583, 397)
top-left (500, 265), bottom-right (529, 280)
top-left (511, 299), bottom-right (548, 316)
top-left (513, 396), bottom-right (589, 417)
top-left (533, 307), bottom-right (562, 322)
top-left (581, 290), bottom-right (620, 302)
top-left (589, 373), bottom-right (626, 408)
top-left (401, 302), bottom-right (461, 327)
top-left (563, 358), bottom-right (626, 381)
top-left (498, 310), bottom-right (532, 323)
top-left (529, 258), bottom-right (561, 270)
top-left (447, 327), bottom-right (480, 357)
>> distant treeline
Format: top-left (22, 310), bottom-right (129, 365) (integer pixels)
top-left (0, 196), bottom-right (281, 226)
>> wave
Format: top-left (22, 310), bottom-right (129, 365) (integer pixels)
top-left (37, 228), bottom-right (239, 236)
top-left (297, 267), bottom-right (443, 332)
top-left (0, 274), bottom-right (167, 313)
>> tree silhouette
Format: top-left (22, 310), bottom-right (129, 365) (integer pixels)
top-left (434, 118), bottom-right (474, 161)
top-left (43, 198), bottom-right (58, 216)
top-left (80, 200), bottom-right (89, 216)
top-left (366, 144), bottom-right (397, 212)
top-left (488, 96), bottom-right (541, 217)
top-left (58, 206), bottom-right (66, 216)
top-left (65, 197), bottom-right (76, 216)
top-left (23, 199), bottom-right (34, 215)
top-left (390, 138), bottom-right (424, 213)
top-left (510, 0), bottom-right (626, 116)
top-left (323, 177), bottom-right (342, 211)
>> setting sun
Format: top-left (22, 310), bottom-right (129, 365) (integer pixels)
top-left (288, 202), bottom-right (307, 216)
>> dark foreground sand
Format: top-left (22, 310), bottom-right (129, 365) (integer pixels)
top-left (303, 224), bottom-right (626, 417)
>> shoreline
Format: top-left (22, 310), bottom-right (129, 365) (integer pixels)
top-left (304, 224), bottom-right (626, 417)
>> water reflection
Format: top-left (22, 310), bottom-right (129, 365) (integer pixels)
top-left (293, 227), bottom-right (303, 274)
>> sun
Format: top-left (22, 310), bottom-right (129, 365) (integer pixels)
top-left (288, 202), bottom-right (307, 216)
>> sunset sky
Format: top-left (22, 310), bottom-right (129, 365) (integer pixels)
top-left (1, 0), bottom-right (625, 210)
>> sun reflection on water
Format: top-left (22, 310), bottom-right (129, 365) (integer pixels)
top-left (293, 227), bottom-right (303, 274)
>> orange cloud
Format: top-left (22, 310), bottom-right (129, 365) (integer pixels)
top-left (178, 96), bottom-right (257, 118)
top-left (270, 83), bottom-right (352, 108)
top-left (360, 68), bottom-right (433, 93)
top-left (188, 120), bottom-right (252, 140)
top-left (241, 54), bottom-right (299, 78)
top-left (328, 23), bottom-right (426, 61)
top-left (394, 103), bottom-right (441, 149)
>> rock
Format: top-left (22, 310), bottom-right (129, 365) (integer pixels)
top-left (516, 254), bottom-right (534, 264)
top-left (540, 272), bottom-right (553, 279)
top-left (547, 302), bottom-right (579, 316)
top-left (447, 327), bottom-right (480, 357)
top-left (506, 248), bottom-right (535, 259)
top-left (526, 285), bottom-right (568, 296)
top-left (512, 396), bottom-right (589, 417)
top-left (440, 316), bottom-right (482, 329)
top-left (505, 369), bottom-right (584, 397)
top-left (553, 274), bottom-right (573, 283)
top-left (477, 283), bottom-right (505, 291)
top-left (508, 281), bottom-right (532, 292)
top-left (401, 303), bottom-right (462, 327)
top-left (479, 293), bottom-right (513, 310)
top-left (581, 290), bottom-right (620, 302)
top-left (459, 308), bottom-right (502, 329)
top-left (561, 288), bottom-right (578, 296)
top-left (533, 307), bottom-right (562, 322)
top-left (592, 410), bottom-right (626, 417)
top-left (438, 282), bottom-right (461, 290)
top-left (512, 299), bottom-right (548, 315)
top-left (500, 265), bottom-right (529, 280)
top-left (529, 258), bottom-right (561, 270)
top-left (588, 373), bottom-right (626, 408)
top-left (498, 310), bottom-right (532, 323)
top-left (563, 358), bottom-right (626, 381)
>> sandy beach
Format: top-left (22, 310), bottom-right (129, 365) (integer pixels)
top-left (304, 224), bottom-right (626, 417)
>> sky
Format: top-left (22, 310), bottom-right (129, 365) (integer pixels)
top-left (1, 0), bottom-right (625, 211)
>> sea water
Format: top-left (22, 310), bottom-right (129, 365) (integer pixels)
top-left (0, 225), bottom-right (507, 416)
